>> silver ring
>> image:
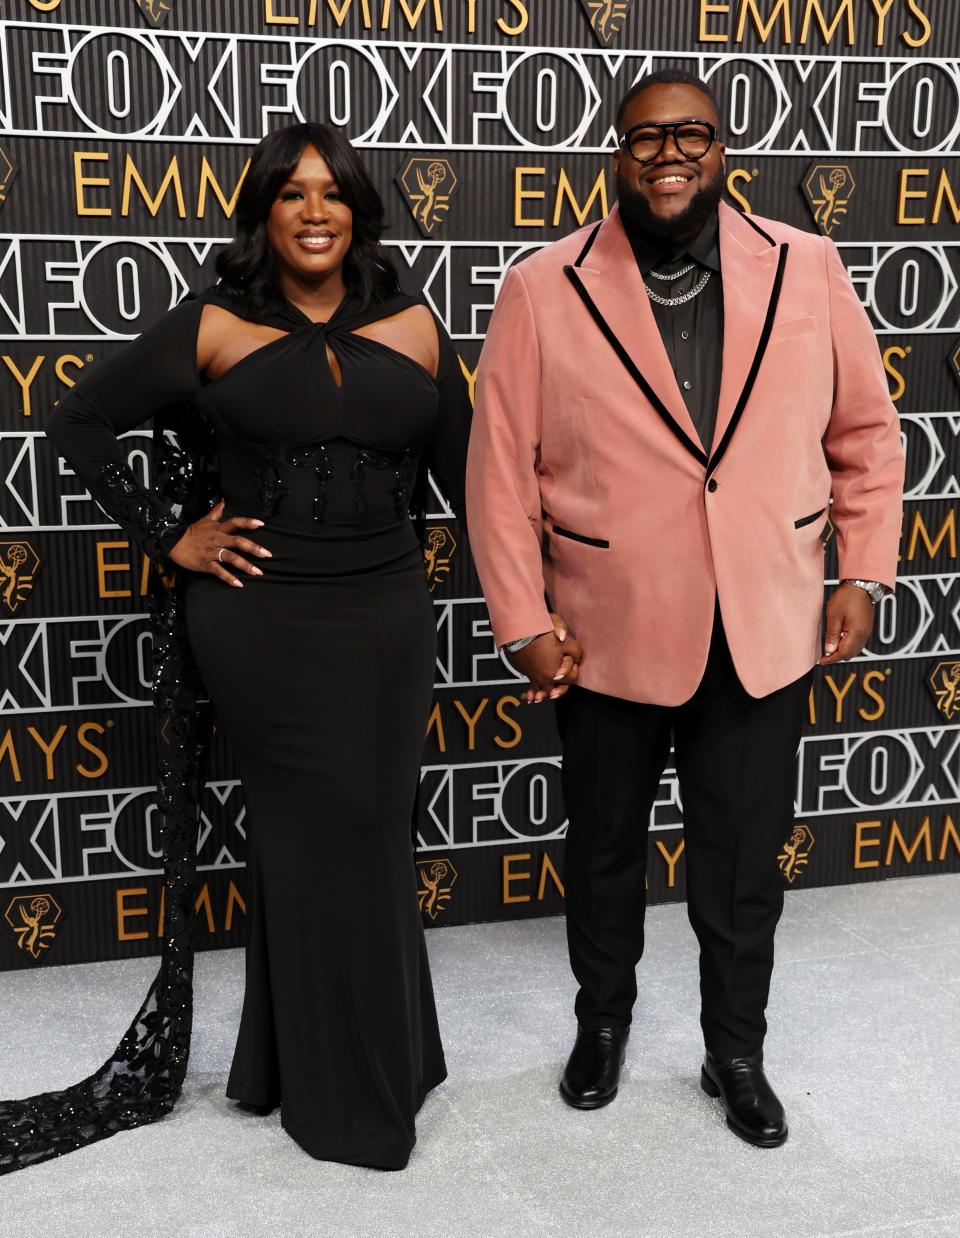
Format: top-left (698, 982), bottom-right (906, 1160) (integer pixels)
top-left (216, 547), bottom-right (226, 563)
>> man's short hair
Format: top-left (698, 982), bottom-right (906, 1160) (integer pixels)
top-left (616, 69), bottom-right (723, 135)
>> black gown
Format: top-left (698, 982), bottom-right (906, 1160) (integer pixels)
top-left (18, 287), bottom-right (471, 1171)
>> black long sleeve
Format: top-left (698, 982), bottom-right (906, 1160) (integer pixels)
top-left (423, 318), bottom-right (472, 531)
top-left (47, 299), bottom-right (205, 561)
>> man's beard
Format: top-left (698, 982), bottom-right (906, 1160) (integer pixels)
top-left (617, 163), bottom-right (725, 243)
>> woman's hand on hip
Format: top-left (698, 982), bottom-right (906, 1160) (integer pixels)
top-left (168, 500), bottom-right (271, 588)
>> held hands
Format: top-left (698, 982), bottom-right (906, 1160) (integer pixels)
top-left (819, 582), bottom-right (876, 665)
top-left (168, 500), bottom-right (272, 588)
top-left (508, 613), bottom-right (584, 704)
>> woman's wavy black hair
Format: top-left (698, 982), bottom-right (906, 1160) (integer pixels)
top-left (215, 122), bottom-right (399, 315)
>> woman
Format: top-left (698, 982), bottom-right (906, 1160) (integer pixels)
top-left (0, 123), bottom-right (470, 1173)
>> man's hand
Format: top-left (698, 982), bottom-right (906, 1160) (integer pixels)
top-left (509, 613), bottom-right (584, 703)
top-left (819, 582), bottom-right (876, 665)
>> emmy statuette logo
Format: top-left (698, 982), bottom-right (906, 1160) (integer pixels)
top-left (424, 526), bottom-right (457, 593)
top-left (778, 825), bottom-right (815, 884)
top-left (5, 894), bottom-right (63, 961)
top-left (417, 859), bottom-right (458, 920)
top-left (0, 145), bottom-right (15, 207)
top-left (579, 0), bottom-right (632, 44)
top-left (928, 661), bottom-right (960, 721)
top-left (397, 158), bottom-right (458, 236)
top-left (133, 0), bottom-right (175, 23)
top-left (803, 165), bottom-right (856, 236)
top-left (0, 541), bottom-right (40, 614)
top-left (949, 341), bottom-right (960, 392)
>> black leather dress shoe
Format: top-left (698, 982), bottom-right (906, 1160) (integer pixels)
top-left (700, 1050), bottom-right (788, 1148)
top-left (559, 1024), bottom-right (629, 1110)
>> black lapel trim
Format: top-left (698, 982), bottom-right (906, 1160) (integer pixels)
top-left (738, 212), bottom-right (776, 247)
top-left (564, 265), bottom-right (709, 467)
top-left (707, 244), bottom-right (789, 478)
top-left (794, 507), bottom-right (826, 529)
top-left (574, 221), bottom-right (603, 268)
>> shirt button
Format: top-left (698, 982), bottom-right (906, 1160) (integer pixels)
top-left (707, 479), bottom-right (718, 492)
top-left (681, 331), bottom-right (690, 340)
top-left (683, 380), bottom-right (692, 390)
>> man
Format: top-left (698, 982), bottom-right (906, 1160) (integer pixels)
top-left (465, 70), bottom-right (903, 1148)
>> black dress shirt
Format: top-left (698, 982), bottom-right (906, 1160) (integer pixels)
top-left (624, 210), bottom-right (724, 454)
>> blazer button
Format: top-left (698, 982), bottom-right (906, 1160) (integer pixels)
top-left (707, 479), bottom-right (718, 492)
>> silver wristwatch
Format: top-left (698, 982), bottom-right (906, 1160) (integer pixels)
top-left (842, 579), bottom-right (887, 605)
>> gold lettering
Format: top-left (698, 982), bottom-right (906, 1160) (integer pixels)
top-left (655, 838), bottom-right (686, 888)
top-left (466, 0), bottom-right (477, 31)
top-left (76, 721), bottom-right (109, 780)
top-left (885, 816), bottom-right (933, 865)
top-left (552, 167), bottom-right (608, 227)
top-left (906, 510), bottom-right (956, 561)
top-left (537, 852), bottom-right (564, 899)
top-left (194, 884), bottom-right (216, 933)
top-left (807, 683), bottom-right (817, 726)
top-left (882, 345), bottom-right (909, 402)
top-left (514, 166), bottom-right (546, 227)
top-left (853, 820), bottom-right (882, 868)
top-left (502, 853), bottom-right (532, 903)
top-left (497, 0), bottom-right (528, 35)
top-left (224, 880), bottom-right (247, 931)
top-left (139, 553), bottom-right (152, 598)
top-left (29, 0), bottom-right (62, 9)
top-left (932, 170), bottom-right (960, 225)
top-left (2, 355), bottom-right (44, 417)
top-left (96, 541), bottom-right (133, 600)
top-left (458, 355), bottom-right (478, 405)
top-left (736, 0), bottom-right (792, 41)
top-left (859, 669), bottom-right (887, 722)
top-left (121, 154), bottom-right (187, 219)
top-left (325, 0), bottom-right (373, 24)
top-left (380, 0), bottom-right (443, 30)
top-left (74, 151), bottom-right (111, 218)
top-left (197, 157), bottom-right (250, 220)
top-left (117, 887), bottom-right (150, 941)
top-left (494, 695), bottom-right (523, 749)
top-left (726, 169), bottom-right (754, 214)
top-left (453, 698), bottom-right (488, 749)
top-left (824, 671), bottom-right (857, 723)
top-left (0, 732), bottom-right (22, 784)
top-left (26, 725), bottom-right (68, 781)
top-left (903, 0), bottom-right (932, 47)
top-left (425, 701), bottom-right (446, 753)
top-left (868, 0), bottom-right (896, 43)
top-left (800, 0), bottom-right (855, 45)
top-left (939, 814), bottom-right (960, 861)
top-left (55, 354), bottom-right (85, 391)
top-left (264, 0), bottom-right (299, 22)
top-left (897, 168), bottom-right (930, 225)
top-left (699, 0), bottom-right (730, 41)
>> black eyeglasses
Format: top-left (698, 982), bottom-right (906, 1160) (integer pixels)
top-left (618, 119), bottom-right (718, 165)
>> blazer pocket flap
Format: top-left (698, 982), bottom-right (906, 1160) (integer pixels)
top-left (794, 507), bottom-right (827, 529)
top-left (551, 524), bottom-right (610, 549)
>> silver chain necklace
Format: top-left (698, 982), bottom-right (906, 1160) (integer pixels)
top-left (644, 268), bottom-right (711, 307)
top-left (647, 262), bottom-right (697, 282)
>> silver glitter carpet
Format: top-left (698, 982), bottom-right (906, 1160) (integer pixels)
top-left (1, 874), bottom-right (959, 1238)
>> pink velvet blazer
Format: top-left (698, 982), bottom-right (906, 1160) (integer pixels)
top-left (465, 202), bottom-right (905, 704)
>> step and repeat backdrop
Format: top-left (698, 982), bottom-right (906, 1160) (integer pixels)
top-left (0, 0), bottom-right (958, 969)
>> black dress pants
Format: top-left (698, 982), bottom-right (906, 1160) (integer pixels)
top-left (555, 610), bottom-right (812, 1059)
